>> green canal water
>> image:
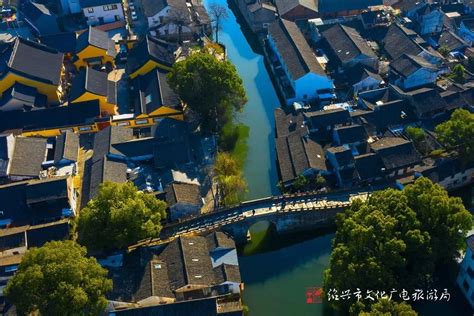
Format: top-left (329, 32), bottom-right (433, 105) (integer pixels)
top-left (203, 1), bottom-right (474, 315)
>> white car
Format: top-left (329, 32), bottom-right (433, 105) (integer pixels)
top-left (131, 11), bottom-right (138, 21)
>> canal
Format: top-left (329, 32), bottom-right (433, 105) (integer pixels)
top-left (203, 1), bottom-right (474, 315)
top-left (203, 0), bottom-right (280, 200)
top-left (202, 0), bottom-right (336, 314)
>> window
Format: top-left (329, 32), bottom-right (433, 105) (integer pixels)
top-left (153, 118), bottom-right (163, 123)
top-left (145, 94), bottom-right (152, 104)
top-left (87, 7), bottom-right (94, 13)
top-left (117, 121), bottom-right (130, 127)
top-left (79, 126), bottom-right (92, 131)
top-left (135, 119), bottom-right (148, 125)
top-left (103, 4), bottom-right (117, 11)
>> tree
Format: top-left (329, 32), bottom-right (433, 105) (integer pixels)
top-left (406, 127), bottom-right (425, 144)
top-left (208, 3), bottom-right (228, 44)
top-left (167, 52), bottom-right (247, 132)
top-left (435, 109), bottom-right (474, 162)
top-left (449, 64), bottom-right (465, 83)
top-left (403, 177), bottom-right (472, 264)
top-left (406, 126), bottom-right (426, 153)
top-left (293, 174), bottom-right (309, 191)
top-left (77, 182), bottom-right (167, 252)
top-left (5, 240), bottom-right (112, 316)
top-left (324, 177), bottom-right (471, 311)
top-left (438, 45), bottom-right (450, 57)
top-left (214, 152), bottom-right (247, 206)
top-left (357, 299), bottom-right (418, 316)
top-left (315, 175), bottom-right (326, 189)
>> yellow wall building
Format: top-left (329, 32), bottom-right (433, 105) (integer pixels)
top-left (74, 26), bottom-right (117, 70)
top-left (0, 37), bottom-right (64, 103)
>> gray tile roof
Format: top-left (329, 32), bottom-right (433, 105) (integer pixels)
top-left (370, 137), bottom-right (421, 171)
top-left (126, 36), bottom-right (175, 75)
top-left (322, 24), bottom-right (376, 64)
top-left (268, 19), bottom-right (325, 80)
top-left (275, 0), bottom-right (317, 16)
top-left (132, 68), bottom-right (180, 115)
top-left (9, 137), bottom-right (47, 177)
top-left (390, 54), bottom-right (437, 78)
top-left (69, 67), bottom-right (108, 101)
top-left (165, 182), bottom-right (202, 206)
top-left (382, 23), bottom-right (423, 60)
top-left (334, 124), bottom-right (368, 145)
top-left (276, 132), bottom-right (327, 183)
top-left (54, 131), bottom-right (79, 163)
top-left (355, 153), bottom-right (385, 180)
top-left (6, 37), bottom-right (64, 85)
top-left (304, 108), bottom-right (350, 130)
top-left (274, 108), bottom-right (307, 138)
top-left (76, 26), bottom-right (117, 58)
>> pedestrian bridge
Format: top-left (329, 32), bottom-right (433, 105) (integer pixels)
top-left (129, 188), bottom-right (372, 251)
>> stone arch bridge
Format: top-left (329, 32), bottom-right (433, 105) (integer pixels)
top-left (129, 188), bottom-right (374, 251)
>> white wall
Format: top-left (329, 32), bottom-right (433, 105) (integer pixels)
top-left (147, 6), bottom-right (170, 29)
top-left (83, 3), bottom-right (124, 25)
top-left (291, 73), bottom-right (334, 104)
top-left (395, 68), bottom-right (437, 90)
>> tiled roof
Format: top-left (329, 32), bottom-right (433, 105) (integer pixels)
top-left (355, 153), bottom-right (385, 180)
top-left (69, 67), bottom-right (108, 101)
top-left (165, 182), bottom-right (202, 206)
top-left (276, 132), bottom-right (327, 183)
top-left (382, 23), bottom-right (423, 60)
top-left (370, 137), bottom-right (421, 171)
top-left (132, 68), bottom-right (180, 115)
top-left (76, 26), bottom-right (117, 58)
top-left (390, 54), bottom-right (437, 78)
top-left (268, 19), bottom-right (325, 80)
top-left (5, 37), bottom-right (64, 85)
top-left (274, 108), bottom-right (307, 138)
top-left (0, 100), bottom-right (100, 134)
top-left (54, 131), bottom-right (79, 163)
top-left (8, 137), bottom-right (47, 177)
top-left (322, 24), bottom-right (376, 64)
top-left (274, 0), bottom-right (317, 16)
top-left (334, 124), bottom-right (368, 145)
top-left (126, 36), bottom-right (175, 74)
top-left (304, 108), bottom-right (350, 130)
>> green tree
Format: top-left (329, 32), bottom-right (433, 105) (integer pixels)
top-left (438, 45), bottom-right (450, 57)
top-left (406, 126), bottom-right (426, 153)
top-left (315, 175), bottom-right (326, 189)
top-left (167, 52), bottom-right (247, 132)
top-left (406, 127), bottom-right (425, 144)
top-left (214, 152), bottom-right (247, 206)
top-left (357, 299), bottom-right (418, 316)
top-left (293, 174), bottom-right (309, 191)
top-left (403, 177), bottom-right (472, 264)
top-left (449, 64), bottom-right (465, 83)
top-left (77, 181), bottom-right (167, 252)
top-left (324, 177), bottom-right (471, 311)
top-left (5, 240), bottom-right (112, 316)
top-left (435, 109), bottom-right (474, 162)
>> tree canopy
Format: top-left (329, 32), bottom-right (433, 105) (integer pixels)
top-left (357, 299), bottom-right (418, 316)
top-left (324, 177), bottom-right (471, 311)
top-left (449, 64), bottom-right (465, 83)
top-left (435, 108), bottom-right (474, 162)
top-left (167, 51), bottom-right (247, 132)
top-left (214, 152), bottom-right (247, 206)
top-left (77, 181), bottom-right (167, 252)
top-left (5, 240), bottom-right (112, 316)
